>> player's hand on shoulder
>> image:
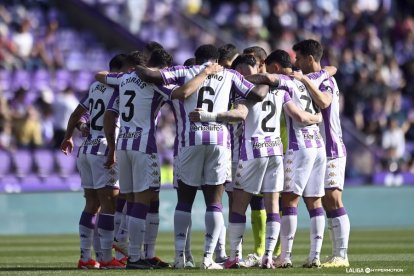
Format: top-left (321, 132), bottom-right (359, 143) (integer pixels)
top-left (204, 63), bottom-right (223, 75)
top-left (60, 139), bottom-right (74, 155)
top-left (291, 71), bottom-right (305, 82)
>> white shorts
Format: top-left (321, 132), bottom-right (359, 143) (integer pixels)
top-left (117, 150), bottom-right (160, 193)
top-left (234, 156), bottom-right (284, 195)
top-left (77, 153), bottom-right (119, 189)
top-left (283, 148), bottom-right (326, 197)
top-left (177, 145), bottom-right (231, 187)
top-left (324, 156), bottom-right (346, 190)
top-left (225, 160), bottom-right (239, 192)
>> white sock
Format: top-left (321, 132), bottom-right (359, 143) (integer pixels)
top-left (327, 217), bottom-right (336, 256)
top-left (93, 221), bottom-right (102, 262)
top-left (228, 212), bottom-right (246, 260)
top-left (215, 223), bottom-right (227, 259)
top-left (128, 203), bottom-right (148, 262)
top-left (185, 219), bottom-right (193, 259)
top-left (144, 213), bottom-right (159, 259)
top-left (98, 213), bottom-right (115, 262)
top-left (280, 207), bottom-right (297, 260)
top-left (79, 224), bottom-right (94, 261)
top-left (309, 209), bottom-right (325, 260)
top-left (331, 209), bottom-right (350, 258)
top-left (204, 206), bottom-right (224, 259)
top-left (264, 213), bottom-right (281, 258)
top-left (174, 208), bottom-right (191, 257)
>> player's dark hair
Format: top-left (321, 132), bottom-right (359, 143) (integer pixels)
top-left (126, 50), bottom-right (145, 66)
top-left (194, 44), bottom-right (219, 64)
top-left (144, 41), bottom-right (164, 53)
top-left (109, 53), bottom-right (127, 71)
top-left (218, 43), bottom-right (239, 64)
top-left (147, 48), bottom-right (173, 68)
top-left (243, 46), bottom-right (267, 61)
top-left (183, 57), bottom-right (196, 66)
top-left (265, 49), bottom-right (293, 68)
top-left (231, 54), bottom-right (257, 70)
top-left (292, 39), bottom-right (323, 62)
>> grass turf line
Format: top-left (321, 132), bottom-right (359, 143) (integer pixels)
top-left (0, 229), bottom-right (413, 275)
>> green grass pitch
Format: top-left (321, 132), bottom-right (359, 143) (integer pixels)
top-left (0, 229), bottom-right (413, 275)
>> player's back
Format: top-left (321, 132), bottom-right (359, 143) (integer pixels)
top-left (79, 81), bottom-right (116, 155)
top-left (279, 75), bottom-right (323, 151)
top-left (307, 71), bottom-right (346, 158)
top-left (240, 87), bottom-right (289, 160)
top-left (115, 72), bottom-right (168, 153)
top-left (161, 65), bottom-right (254, 147)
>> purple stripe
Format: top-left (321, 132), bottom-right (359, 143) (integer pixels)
top-left (327, 207), bottom-right (347, 218)
top-left (309, 207), bottom-right (324, 218)
top-left (116, 199), bottom-right (126, 213)
top-left (126, 202), bottom-right (133, 216)
top-left (120, 127), bottom-right (129, 150)
top-left (131, 127), bottom-right (141, 151)
top-left (206, 203), bottom-right (222, 212)
top-left (229, 212), bottom-right (246, 223)
top-left (282, 207), bottom-right (297, 216)
top-left (307, 71), bottom-right (325, 80)
top-left (107, 89), bottom-right (119, 110)
top-left (250, 195), bottom-right (265, 210)
top-left (130, 203), bottom-right (149, 219)
top-left (265, 136), bottom-right (275, 156)
top-left (202, 123), bottom-right (210, 144)
top-left (314, 129), bottom-right (322, 148)
top-left (176, 202), bottom-right (192, 213)
top-left (189, 124), bottom-right (196, 146)
top-left (218, 128), bottom-right (224, 145)
top-left (288, 118), bottom-right (299, 150)
top-left (79, 212), bottom-right (96, 229)
top-left (240, 131), bottom-right (247, 161)
top-left (251, 137), bottom-right (261, 158)
top-left (302, 129), bottom-right (313, 148)
top-left (90, 141), bottom-right (100, 155)
top-left (266, 213), bottom-right (281, 223)
top-left (149, 200), bottom-right (159, 213)
top-left (98, 213), bottom-right (114, 231)
top-left (146, 93), bottom-right (164, 153)
top-left (179, 102), bottom-right (186, 148)
top-left (320, 87), bottom-right (338, 158)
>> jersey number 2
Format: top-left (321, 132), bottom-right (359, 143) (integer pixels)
top-left (89, 98), bottom-right (105, 131)
top-left (261, 101), bottom-right (276, 132)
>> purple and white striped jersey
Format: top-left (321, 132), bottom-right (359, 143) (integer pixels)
top-left (106, 72), bottom-right (174, 154)
top-left (307, 70), bottom-right (346, 158)
top-left (239, 87), bottom-right (291, 161)
top-left (78, 81), bottom-right (118, 156)
top-left (279, 75), bottom-right (324, 151)
top-left (160, 64), bottom-right (254, 148)
top-left (166, 98), bottom-right (185, 157)
top-left (228, 123), bottom-right (243, 162)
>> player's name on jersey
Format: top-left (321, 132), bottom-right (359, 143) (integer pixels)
top-left (83, 138), bottom-right (102, 146)
top-left (118, 130), bottom-right (142, 139)
top-left (120, 76), bottom-right (147, 89)
top-left (206, 74), bottom-right (223, 81)
top-left (252, 138), bottom-right (281, 149)
top-left (93, 83), bottom-right (107, 93)
top-left (190, 124), bottom-right (223, 132)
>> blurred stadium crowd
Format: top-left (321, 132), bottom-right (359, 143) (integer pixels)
top-left (1, 0), bottom-right (414, 189)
